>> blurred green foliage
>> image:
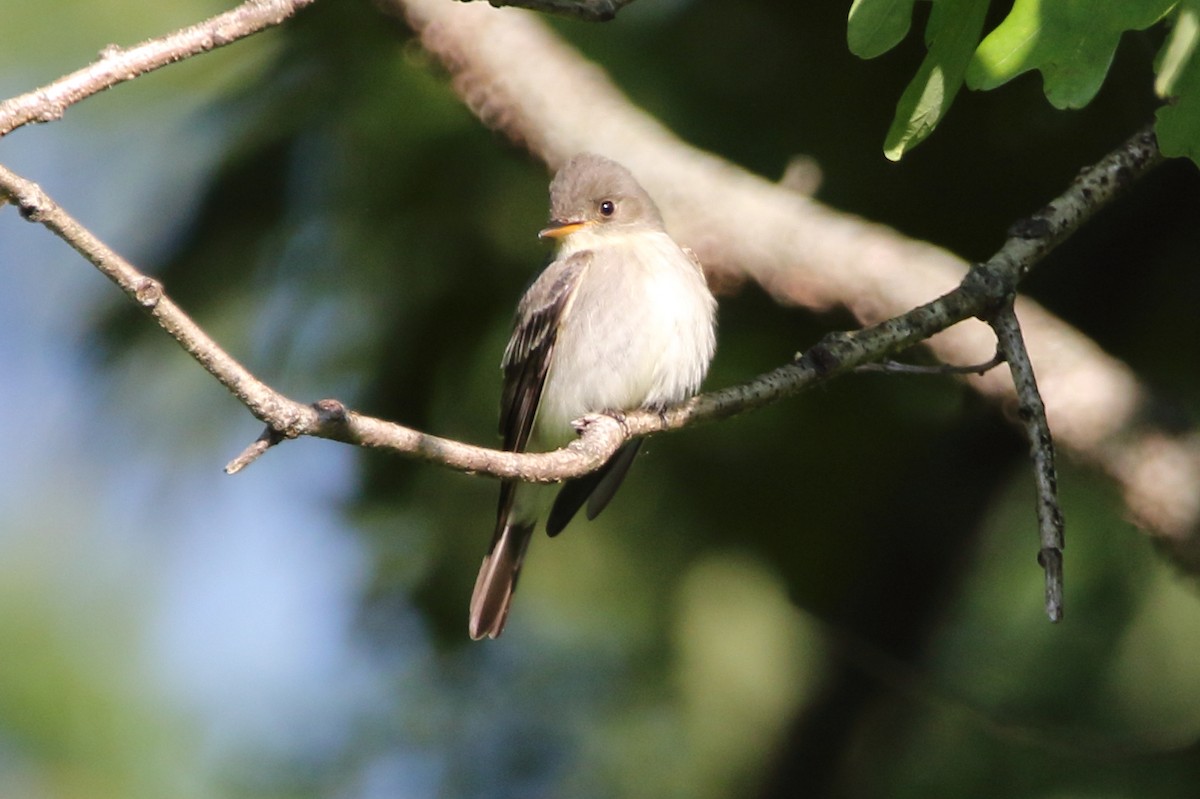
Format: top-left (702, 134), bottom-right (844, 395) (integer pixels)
top-left (4, 0), bottom-right (1200, 798)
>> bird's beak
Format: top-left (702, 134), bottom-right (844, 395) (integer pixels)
top-left (539, 219), bottom-right (592, 239)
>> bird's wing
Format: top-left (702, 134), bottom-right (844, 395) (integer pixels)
top-left (469, 252), bottom-right (591, 640)
top-left (498, 250), bottom-right (591, 453)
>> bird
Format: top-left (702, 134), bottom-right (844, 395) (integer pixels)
top-left (468, 153), bottom-right (717, 640)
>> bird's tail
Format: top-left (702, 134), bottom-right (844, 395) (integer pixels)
top-left (469, 516), bottom-right (534, 640)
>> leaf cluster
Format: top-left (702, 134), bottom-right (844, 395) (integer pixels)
top-left (849, 0), bottom-right (1200, 162)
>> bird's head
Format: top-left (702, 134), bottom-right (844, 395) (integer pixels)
top-left (539, 153), bottom-right (664, 241)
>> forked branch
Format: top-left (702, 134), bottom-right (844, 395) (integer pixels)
top-left (0, 128), bottom-right (1160, 488)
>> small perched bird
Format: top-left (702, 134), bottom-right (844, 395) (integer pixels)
top-left (468, 153), bottom-right (718, 640)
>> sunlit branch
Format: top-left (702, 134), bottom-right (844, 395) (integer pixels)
top-left (0, 126), bottom-right (1159, 495)
top-left (0, 0), bottom-right (315, 139)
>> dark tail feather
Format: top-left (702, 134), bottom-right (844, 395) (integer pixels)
top-left (546, 439), bottom-right (643, 537)
top-left (586, 439), bottom-right (642, 520)
top-left (469, 517), bottom-right (534, 640)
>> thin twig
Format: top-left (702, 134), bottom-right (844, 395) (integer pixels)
top-left (990, 304), bottom-right (1066, 622)
top-left (856, 351), bottom-right (1005, 376)
top-left (0, 0), bottom-right (315, 139)
top-left (455, 0), bottom-right (636, 21)
top-left (225, 425), bottom-right (289, 474)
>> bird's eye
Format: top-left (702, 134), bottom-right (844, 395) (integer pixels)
top-left (599, 200), bottom-right (615, 217)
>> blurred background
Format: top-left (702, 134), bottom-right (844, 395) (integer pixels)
top-left (3, 1), bottom-right (1200, 797)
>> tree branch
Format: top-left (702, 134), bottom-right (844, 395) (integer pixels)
top-left (0, 123), bottom-right (1158, 493)
top-left (390, 0), bottom-right (1200, 568)
top-left (0, 160), bottom-right (630, 482)
top-left (0, 0), bottom-right (315, 139)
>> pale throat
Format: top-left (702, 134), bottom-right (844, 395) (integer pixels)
top-left (554, 223), bottom-right (661, 258)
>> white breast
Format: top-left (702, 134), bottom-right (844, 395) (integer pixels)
top-left (534, 229), bottom-right (717, 447)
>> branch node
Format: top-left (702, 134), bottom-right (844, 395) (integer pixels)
top-left (134, 277), bottom-right (164, 309)
top-left (313, 398), bottom-right (349, 424)
top-left (1006, 212), bottom-right (1054, 240)
top-left (778, 154), bottom-right (822, 196)
top-left (962, 263), bottom-right (1014, 311)
top-left (797, 333), bottom-right (847, 376)
top-left (573, 410), bottom-right (628, 438)
top-left (7, 180), bottom-right (51, 222)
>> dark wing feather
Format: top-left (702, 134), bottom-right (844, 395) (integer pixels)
top-left (546, 439), bottom-right (643, 537)
top-left (498, 251), bottom-right (591, 452)
top-left (489, 251), bottom-right (592, 547)
top-left (469, 253), bottom-right (591, 639)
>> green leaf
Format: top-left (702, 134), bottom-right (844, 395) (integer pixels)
top-left (848, 0), bottom-right (918, 58)
top-left (883, 0), bottom-right (990, 160)
top-left (1156, 4), bottom-right (1200, 164)
top-left (1156, 0), bottom-right (1200, 96)
top-left (967, 0), bottom-right (1178, 109)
